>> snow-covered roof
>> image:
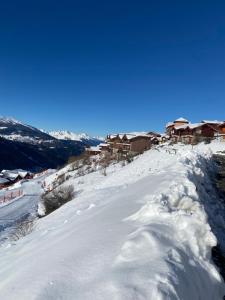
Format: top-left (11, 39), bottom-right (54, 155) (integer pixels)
top-left (0, 169), bottom-right (31, 179)
top-left (174, 117), bottom-right (189, 123)
top-left (1, 169), bottom-right (31, 180)
top-left (99, 143), bottom-right (109, 147)
top-left (188, 123), bottom-right (203, 129)
top-left (166, 122), bottom-right (174, 128)
top-left (166, 117), bottom-right (189, 127)
top-left (108, 132), bottom-right (149, 141)
top-left (173, 124), bottom-right (189, 130)
top-left (4, 173), bottom-right (20, 180)
top-left (174, 122), bottom-right (216, 131)
top-left (0, 177), bottom-right (10, 184)
top-left (147, 131), bottom-right (161, 137)
top-left (107, 134), bottom-right (118, 139)
top-left (201, 120), bottom-right (223, 124)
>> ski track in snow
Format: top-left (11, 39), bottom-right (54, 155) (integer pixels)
top-left (0, 143), bottom-right (224, 299)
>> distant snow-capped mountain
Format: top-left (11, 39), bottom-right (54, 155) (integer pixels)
top-left (47, 130), bottom-right (104, 142)
top-left (0, 117), bottom-right (102, 171)
top-left (0, 117), bottom-right (54, 144)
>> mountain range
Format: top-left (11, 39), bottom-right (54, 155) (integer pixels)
top-left (46, 130), bottom-right (104, 143)
top-left (0, 117), bottom-right (102, 171)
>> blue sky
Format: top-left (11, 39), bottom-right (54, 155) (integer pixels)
top-left (0, 0), bottom-right (225, 135)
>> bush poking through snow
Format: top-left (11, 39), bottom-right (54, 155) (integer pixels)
top-left (126, 153), bottom-right (134, 163)
top-left (204, 137), bottom-right (212, 144)
top-left (99, 152), bottom-right (114, 176)
top-left (10, 219), bottom-right (34, 241)
top-left (57, 173), bottom-right (66, 185)
top-left (41, 185), bottom-right (75, 216)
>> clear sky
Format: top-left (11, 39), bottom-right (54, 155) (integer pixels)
top-left (0, 1), bottom-right (225, 135)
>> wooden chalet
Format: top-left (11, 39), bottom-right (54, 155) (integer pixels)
top-left (171, 123), bottom-right (216, 144)
top-left (85, 146), bottom-right (101, 156)
top-left (200, 120), bottom-right (222, 130)
top-left (106, 132), bottom-right (152, 155)
top-left (219, 122), bottom-right (225, 141)
top-left (98, 143), bottom-right (111, 153)
top-left (166, 117), bottom-right (189, 136)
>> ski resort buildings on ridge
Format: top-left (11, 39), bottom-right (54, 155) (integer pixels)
top-left (86, 117), bottom-right (225, 157)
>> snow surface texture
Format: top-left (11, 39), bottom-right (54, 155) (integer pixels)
top-left (0, 143), bottom-right (225, 299)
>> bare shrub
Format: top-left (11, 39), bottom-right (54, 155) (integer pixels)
top-left (69, 160), bottom-right (80, 171)
top-left (77, 167), bottom-right (85, 177)
top-left (10, 219), bottom-right (35, 241)
top-left (57, 173), bottom-right (66, 185)
top-left (41, 185), bottom-right (75, 216)
top-left (99, 152), bottom-right (113, 176)
top-left (67, 153), bottom-right (92, 172)
top-left (126, 153), bottom-right (134, 163)
top-left (191, 135), bottom-right (201, 145)
top-left (204, 137), bottom-right (212, 144)
top-left (65, 174), bottom-right (71, 180)
top-left (67, 155), bottom-right (79, 164)
top-left (120, 160), bottom-right (126, 167)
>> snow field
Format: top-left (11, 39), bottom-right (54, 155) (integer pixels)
top-left (0, 143), bottom-right (225, 299)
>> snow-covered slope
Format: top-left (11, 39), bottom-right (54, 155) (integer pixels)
top-left (47, 130), bottom-right (104, 142)
top-left (0, 143), bottom-right (225, 299)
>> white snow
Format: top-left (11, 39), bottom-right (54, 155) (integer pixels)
top-left (0, 142), bottom-right (225, 299)
top-left (107, 132), bottom-right (155, 141)
top-left (0, 171), bottom-right (54, 244)
top-left (201, 120), bottom-right (223, 124)
top-left (174, 117), bottom-right (189, 123)
top-left (47, 130), bottom-right (104, 142)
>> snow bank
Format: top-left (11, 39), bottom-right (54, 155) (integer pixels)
top-left (0, 143), bottom-right (225, 299)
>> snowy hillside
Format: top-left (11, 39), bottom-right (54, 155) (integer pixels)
top-left (47, 130), bottom-right (104, 142)
top-left (0, 143), bottom-right (225, 299)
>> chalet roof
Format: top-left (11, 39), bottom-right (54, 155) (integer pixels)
top-left (166, 122), bottom-right (174, 128)
top-left (0, 178), bottom-right (10, 184)
top-left (174, 117), bottom-right (189, 123)
top-left (147, 131), bottom-right (161, 137)
top-left (2, 173), bottom-right (20, 180)
top-left (108, 132), bottom-right (150, 141)
top-left (1, 169), bottom-right (29, 179)
top-left (151, 136), bottom-right (159, 141)
top-left (175, 122), bottom-right (217, 131)
top-left (201, 120), bottom-right (223, 124)
top-left (175, 123), bottom-right (202, 130)
top-left (187, 123), bottom-right (202, 129)
top-left (99, 143), bottom-right (109, 147)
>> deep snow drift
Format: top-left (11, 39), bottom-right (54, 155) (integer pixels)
top-left (0, 143), bottom-right (225, 299)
